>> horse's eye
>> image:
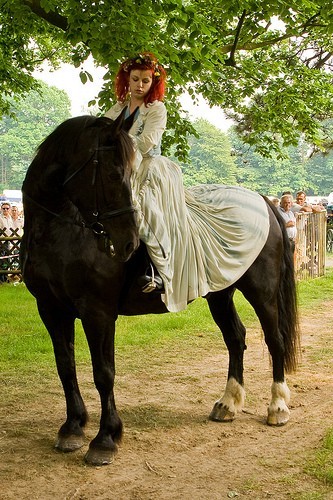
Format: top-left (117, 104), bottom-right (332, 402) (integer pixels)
top-left (107, 169), bottom-right (123, 182)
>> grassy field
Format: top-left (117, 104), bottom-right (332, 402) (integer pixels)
top-left (0, 281), bottom-right (259, 371)
top-left (1, 270), bottom-right (333, 366)
top-left (1, 269), bottom-right (333, 492)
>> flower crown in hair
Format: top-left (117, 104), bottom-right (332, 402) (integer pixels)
top-left (123, 53), bottom-right (162, 77)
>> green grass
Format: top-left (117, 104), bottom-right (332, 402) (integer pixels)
top-left (1, 268), bottom-right (333, 370)
top-left (0, 283), bottom-right (257, 371)
top-left (296, 267), bottom-right (333, 308)
top-left (304, 429), bottom-right (333, 485)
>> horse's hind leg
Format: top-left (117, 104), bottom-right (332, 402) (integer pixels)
top-left (37, 301), bottom-right (88, 451)
top-left (207, 289), bottom-right (246, 422)
top-left (253, 302), bottom-right (291, 426)
top-left (240, 283), bottom-right (291, 426)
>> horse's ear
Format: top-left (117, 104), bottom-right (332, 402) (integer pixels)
top-left (123, 107), bottom-right (138, 132)
top-left (112, 107), bottom-right (127, 134)
top-left (113, 107), bottom-right (138, 134)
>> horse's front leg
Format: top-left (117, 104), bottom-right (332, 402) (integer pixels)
top-left (207, 290), bottom-right (246, 422)
top-left (37, 301), bottom-right (88, 451)
top-left (81, 313), bottom-right (122, 466)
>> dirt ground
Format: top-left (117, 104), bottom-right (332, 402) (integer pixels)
top-left (1, 295), bottom-right (333, 499)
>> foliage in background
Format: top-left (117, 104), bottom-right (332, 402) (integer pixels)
top-left (1, 0), bottom-right (333, 158)
top-left (177, 119), bottom-right (238, 187)
top-left (177, 118), bottom-right (333, 195)
top-left (230, 129), bottom-right (333, 196)
top-left (0, 82), bottom-right (71, 190)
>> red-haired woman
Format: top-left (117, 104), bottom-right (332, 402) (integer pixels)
top-left (105, 52), bottom-right (270, 313)
top-left (105, 52), bottom-right (187, 309)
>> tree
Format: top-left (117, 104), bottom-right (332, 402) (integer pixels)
top-left (305, 150), bottom-right (333, 195)
top-left (228, 129), bottom-right (333, 195)
top-left (179, 119), bottom-right (237, 186)
top-left (229, 129), bottom-right (311, 194)
top-left (1, 1), bottom-right (333, 157)
top-left (0, 82), bottom-right (71, 189)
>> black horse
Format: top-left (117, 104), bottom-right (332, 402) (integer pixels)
top-left (21, 112), bottom-right (299, 466)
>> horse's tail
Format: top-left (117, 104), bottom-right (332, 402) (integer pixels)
top-left (265, 197), bottom-right (300, 373)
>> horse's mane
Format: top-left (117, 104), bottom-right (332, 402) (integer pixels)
top-left (35, 115), bottom-right (99, 165)
top-left (34, 115), bottom-right (134, 172)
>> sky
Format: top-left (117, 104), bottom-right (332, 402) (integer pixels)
top-left (35, 59), bottom-right (232, 132)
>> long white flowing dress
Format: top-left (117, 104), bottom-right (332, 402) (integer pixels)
top-left (105, 101), bottom-right (270, 312)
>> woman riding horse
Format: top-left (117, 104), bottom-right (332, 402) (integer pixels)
top-left (105, 52), bottom-right (270, 312)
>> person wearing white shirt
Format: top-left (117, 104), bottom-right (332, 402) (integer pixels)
top-left (278, 195), bottom-right (297, 252)
top-left (10, 205), bottom-right (24, 237)
top-left (0, 202), bottom-right (14, 236)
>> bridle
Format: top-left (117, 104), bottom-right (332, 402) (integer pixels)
top-left (63, 143), bottom-right (135, 237)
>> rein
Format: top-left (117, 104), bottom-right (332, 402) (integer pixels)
top-left (22, 192), bottom-right (85, 229)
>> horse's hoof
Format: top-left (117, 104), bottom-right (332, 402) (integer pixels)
top-left (209, 402), bottom-right (235, 422)
top-left (55, 434), bottom-right (85, 452)
top-left (84, 447), bottom-right (116, 466)
top-left (267, 409), bottom-right (290, 426)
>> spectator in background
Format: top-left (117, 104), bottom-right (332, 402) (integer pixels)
top-left (291, 191), bottom-right (326, 276)
top-left (0, 202), bottom-right (13, 235)
top-left (313, 198), bottom-right (326, 212)
top-left (291, 191), bottom-right (323, 214)
top-left (269, 196), bottom-right (280, 207)
top-left (0, 202), bottom-right (13, 282)
top-left (10, 205), bottom-right (24, 237)
top-left (278, 194), bottom-right (297, 253)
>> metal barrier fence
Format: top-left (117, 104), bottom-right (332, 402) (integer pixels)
top-left (294, 211), bottom-right (327, 280)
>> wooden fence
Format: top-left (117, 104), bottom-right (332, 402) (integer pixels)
top-left (294, 211), bottom-right (327, 280)
top-left (0, 211), bottom-right (329, 283)
top-left (0, 228), bottom-right (22, 282)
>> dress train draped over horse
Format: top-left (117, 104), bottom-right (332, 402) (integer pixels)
top-left (131, 156), bottom-right (269, 312)
top-left (106, 101), bottom-right (270, 312)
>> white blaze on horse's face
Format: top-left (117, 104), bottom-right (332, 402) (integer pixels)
top-left (129, 70), bottom-right (153, 100)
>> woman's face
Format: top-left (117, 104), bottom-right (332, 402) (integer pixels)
top-left (129, 69), bottom-right (153, 100)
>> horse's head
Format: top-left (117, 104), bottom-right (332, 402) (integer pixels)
top-left (62, 111), bottom-right (139, 262)
top-left (23, 111), bottom-right (140, 262)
